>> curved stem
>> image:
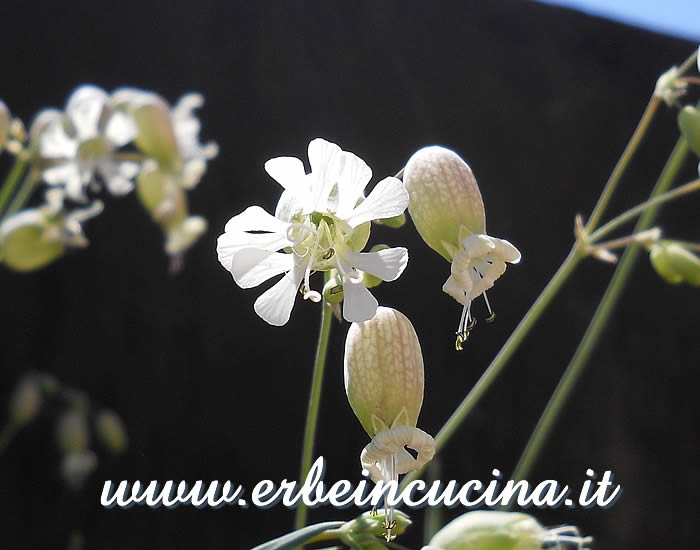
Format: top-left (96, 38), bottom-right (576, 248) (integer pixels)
top-left (0, 155), bottom-right (28, 217)
top-left (5, 169), bottom-right (41, 218)
top-left (294, 273), bottom-right (333, 530)
top-left (590, 178), bottom-right (700, 243)
top-left (510, 138), bottom-right (689, 485)
top-left (400, 248), bottom-right (583, 490)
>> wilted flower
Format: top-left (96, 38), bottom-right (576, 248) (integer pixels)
top-left (37, 85), bottom-right (139, 202)
top-left (423, 511), bottom-right (591, 550)
top-left (344, 307), bottom-right (435, 541)
top-left (0, 189), bottom-right (102, 272)
top-left (403, 146), bottom-right (520, 349)
top-left (654, 66), bottom-right (687, 106)
top-left (217, 138), bottom-right (409, 326)
top-left (649, 240), bottom-right (700, 286)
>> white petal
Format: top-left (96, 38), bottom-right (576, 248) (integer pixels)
top-left (344, 247), bottom-right (408, 282)
top-left (335, 151), bottom-right (372, 219)
top-left (264, 157), bottom-right (307, 190)
top-left (307, 138), bottom-right (342, 213)
top-left (223, 205), bottom-right (290, 235)
top-left (217, 231), bottom-right (290, 272)
top-left (65, 86), bottom-right (108, 139)
top-left (39, 120), bottom-right (78, 159)
top-left (253, 257), bottom-right (305, 326)
top-left (104, 175), bottom-right (134, 196)
top-left (230, 249), bottom-right (294, 288)
top-left (342, 277), bottom-right (378, 322)
top-left (104, 111), bottom-right (137, 146)
top-left (461, 233), bottom-right (496, 258)
top-left (442, 274), bottom-right (469, 305)
top-left (345, 176), bottom-right (408, 228)
top-left (490, 237), bottom-right (522, 264)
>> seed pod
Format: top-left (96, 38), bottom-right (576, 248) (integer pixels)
top-left (0, 210), bottom-right (66, 272)
top-left (404, 146), bottom-right (486, 261)
top-left (344, 307), bottom-right (424, 436)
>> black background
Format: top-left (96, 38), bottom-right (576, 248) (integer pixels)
top-left (1, 1), bottom-right (698, 549)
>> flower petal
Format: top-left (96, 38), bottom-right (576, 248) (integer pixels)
top-left (39, 120), bottom-right (78, 159)
top-left (217, 231), bottom-right (290, 272)
top-left (65, 86), bottom-right (108, 140)
top-left (104, 111), bottom-right (137, 147)
top-left (343, 247), bottom-right (408, 282)
top-left (253, 257), bottom-right (305, 326)
top-left (491, 237), bottom-right (522, 264)
top-left (307, 138), bottom-right (342, 213)
top-left (264, 157), bottom-right (307, 190)
top-left (224, 205), bottom-right (291, 235)
top-left (335, 151), bottom-right (372, 219)
top-left (345, 176), bottom-right (408, 228)
top-left (342, 276), bottom-right (379, 322)
top-left (230, 249), bottom-right (294, 288)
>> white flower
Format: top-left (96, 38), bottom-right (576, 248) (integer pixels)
top-left (217, 138), bottom-right (409, 326)
top-left (442, 233), bottom-right (521, 347)
top-left (654, 66), bottom-right (687, 106)
top-left (39, 86), bottom-right (139, 202)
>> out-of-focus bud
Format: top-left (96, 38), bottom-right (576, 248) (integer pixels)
top-left (649, 240), bottom-right (700, 286)
top-left (0, 190), bottom-right (102, 272)
top-left (375, 212), bottom-right (406, 229)
top-left (9, 377), bottom-right (41, 425)
top-left (345, 307), bottom-right (425, 436)
top-left (423, 511), bottom-right (592, 550)
top-left (345, 509), bottom-right (412, 539)
top-left (57, 410), bottom-right (89, 454)
top-left (654, 66), bottom-right (687, 106)
top-left (0, 100), bottom-right (10, 151)
top-left (344, 307), bottom-right (435, 542)
top-left (404, 146), bottom-right (485, 262)
top-left (678, 103), bottom-right (700, 156)
top-left (94, 410), bottom-right (128, 454)
top-left (61, 450), bottom-right (98, 490)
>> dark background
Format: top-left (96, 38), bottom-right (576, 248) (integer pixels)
top-left (1, 1), bottom-right (698, 548)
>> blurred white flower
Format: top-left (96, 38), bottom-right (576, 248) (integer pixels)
top-left (217, 138), bottom-right (408, 326)
top-left (38, 86), bottom-right (139, 202)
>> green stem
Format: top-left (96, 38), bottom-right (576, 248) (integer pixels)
top-left (509, 138), bottom-right (689, 485)
top-left (590, 178), bottom-right (700, 242)
top-left (400, 248), bottom-right (583, 490)
top-left (0, 155), bottom-right (28, 217)
top-left (294, 274), bottom-right (334, 530)
top-left (5, 169), bottom-right (41, 218)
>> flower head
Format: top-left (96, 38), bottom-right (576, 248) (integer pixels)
top-left (217, 138), bottom-right (409, 326)
top-left (423, 511), bottom-right (591, 550)
top-left (344, 307), bottom-right (435, 541)
top-left (37, 86), bottom-right (139, 202)
top-left (403, 146), bottom-right (520, 349)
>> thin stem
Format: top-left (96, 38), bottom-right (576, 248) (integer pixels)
top-left (0, 155), bottom-right (28, 217)
top-left (590, 178), bottom-right (700, 242)
top-left (400, 248), bottom-right (583, 490)
top-left (584, 96), bottom-right (660, 232)
top-left (510, 138), bottom-right (689, 485)
top-left (294, 273), bottom-right (334, 530)
top-left (585, 47), bottom-right (697, 233)
top-left (5, 168), bottom-right (41, 218)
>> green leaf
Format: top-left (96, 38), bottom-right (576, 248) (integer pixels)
top-left (251, 521), bottom-right (345, 550)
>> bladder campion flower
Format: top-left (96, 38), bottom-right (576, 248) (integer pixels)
top-left (423, 511), bottom-right (591, 550)
top-left (217, 138), bottom-right (409, 326)
top-left (37, 86), bottom-right (139, 202)
top-left (344, 307), bottom-right (435, 541)
top-left (403, 146), bottom-right (521, 349)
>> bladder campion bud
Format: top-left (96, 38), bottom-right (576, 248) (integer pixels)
top-left (95, 410), bottom-right (128, 454)
top-left (649, 241), bottom-right (700, 286)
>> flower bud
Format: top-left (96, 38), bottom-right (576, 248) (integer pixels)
top-left (423, 511), bottom-right (591, 550)
top-left (650, 241), bottom-right (700, 286)
top-left (0, 100), bottom-right (9, 151)
top-left (678, 103), bottom-right (700, 156)
top-left (57, 410), bottom-right (89, 454)
top-left (9, 376), bottom-right (41, 425)
top-left (344, 307), bottom-right (424, 436)
top-left (345, 509), bottom-right (412, 538)
top-left (0, 210), bottom-right (66, 272)
top-left (404, 146), bottom-right (486, 261)
top-left (94, 410), bottom-right (128, 454)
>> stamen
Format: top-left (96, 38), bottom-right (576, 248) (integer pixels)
top-left (286, 222), bottom-right (314, 244)
top-left (456, 296), bottom-right (473, 351)
top-left (382, 454), bottom-right (397, 542)
top-left (303, 290), bottom-right (322, 302)
top-left (483, 291), bottom-right (496, 322)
